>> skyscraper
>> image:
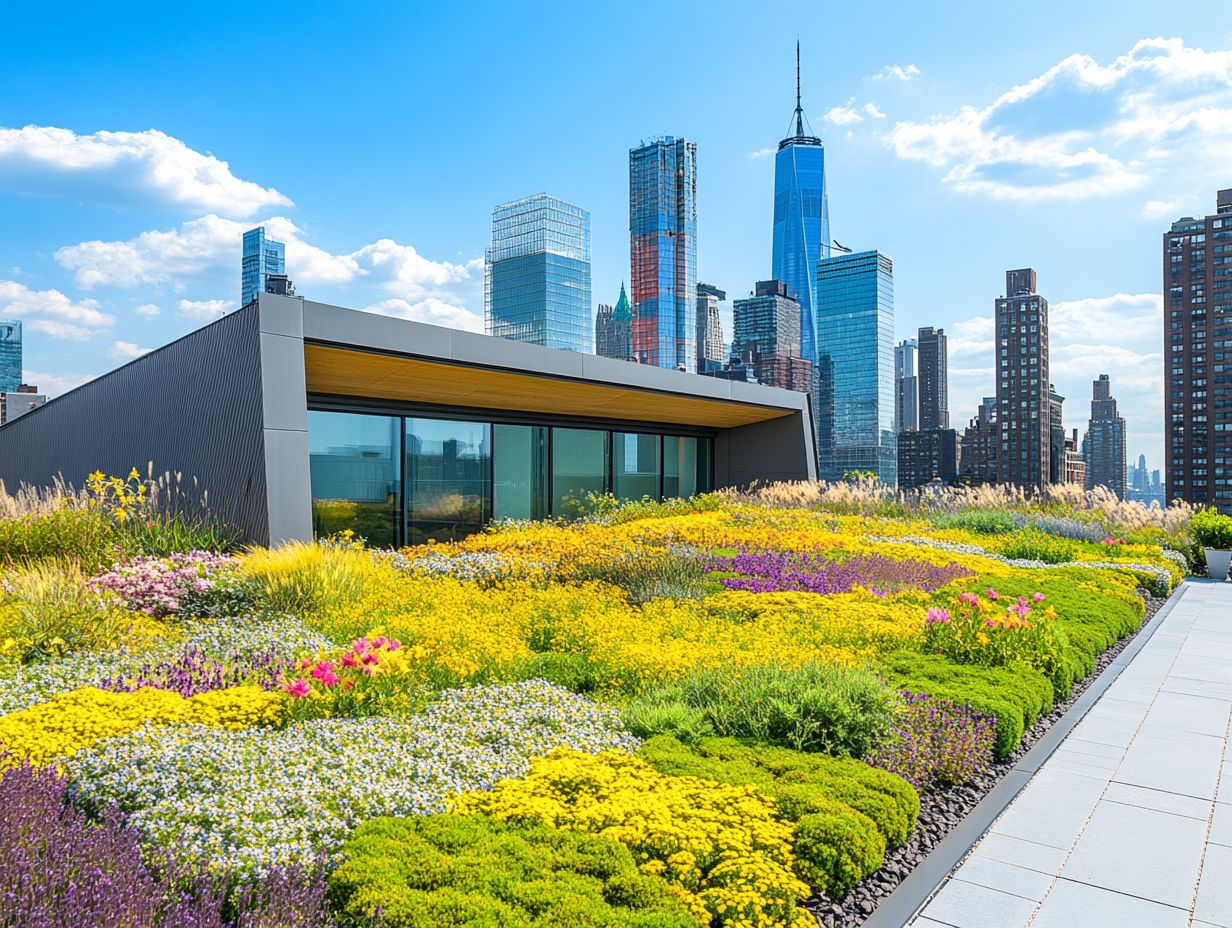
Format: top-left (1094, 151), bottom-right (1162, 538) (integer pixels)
top-left (917, 326), bottom-right (949, 430)
top-left (995, 268), bottom-right (1051, 490)
top-left (961, 397), bottom-right (999, 486)
top-left (731, 280), bottom-right (810, 391)
top-left (486, 193), bottom-right (592, 353)
top-left (1083, 374), bottom-right (1127, 498)
top-left (696, 283), bottom-right (726, 373)
top-left (241, 227), bottom-right (287, 307)
top-left (815, 250), bottom-right (896, 483)
top-left (630, 136), bottom-right (697, 372)
top-left (1049, 385), bottom-right (1065, 485)
top-left (0, 320), bottom-right (21, 394)
top-left (894, 339), bottom-right (918, 433)
top-left (595, 283), bottom-right (633, 362)
top-left (1164, 188), bottom-right (1232, 512)
top-left (771, 42), bottom-right (829, 364)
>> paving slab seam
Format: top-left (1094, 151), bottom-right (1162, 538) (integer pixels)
top-left (862, 581), bottom-right (1189, 928)
top-left (1018, 586), bottom-right (1194, 925)
top-left (1187, 681), bottom-right (1232, 923)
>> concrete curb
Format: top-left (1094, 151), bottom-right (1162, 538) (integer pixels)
top-left (859, 580), bottom-right (1190, 928)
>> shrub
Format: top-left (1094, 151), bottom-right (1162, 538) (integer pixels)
top-left (624, 662), bottom-right (896, 757)
top-left (872, 650), bottom-right (1053, 759)
top-left (280, 634), bottom-right (428, 721)
top-left (329, 813), bottom-right (700, 928)
top-left (88, 551), bottom-right (239, 617)
top-left (933, 510), bottom-right (1019, 534)
top-left (865, 693), bottom-right (996, 789)
top-left (452, 748), bottom-right (811, 927)
top-left (998, 531), bottom-right (1079, 564)
top-left (0, 507), bottom-right (117, 571)
top-left (573, 550), bottom-right (710, 604)
top-left (240, 543), bottom-right (380, 617)
top-left (0, 761), bottom-right (331, 928)
top-left (637, 735), bottom-right (918, 899)
top-left (1191, 508), bottom-right (1232, 550)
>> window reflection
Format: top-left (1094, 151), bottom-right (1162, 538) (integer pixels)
top-left (308, 411), bottom-right (401, 547)
top-left (551, 427), bottom-right (609, 517)
top-left (614, 432), bottom-right (660, 501)
top-left (406, 418), bottom-right (491, 544)
top-left (493, 424), bottom-right (548, 521)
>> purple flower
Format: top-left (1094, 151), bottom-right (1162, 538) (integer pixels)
top-left (867, 693), bottom-right (996, 789)
top-left (709, 550), bottom-right (974, 596)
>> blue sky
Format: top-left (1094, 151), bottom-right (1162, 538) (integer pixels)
top-left (2, 1), bottom-right (1231, 470)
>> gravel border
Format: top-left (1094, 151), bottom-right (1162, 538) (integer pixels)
top-left (806, 590), bottom-right (1171, 928)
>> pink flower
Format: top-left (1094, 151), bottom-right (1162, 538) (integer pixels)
top-left (316, 668), bottom-right (339, 688)
top-left (341, 651), bottom-right (359, 668)
top-left (283, 678), bottom-right (311, 698)
top-left (1032, 592), bottom-right (1046, 603)
top-left (386, 639), bottom-right (402, 651)
top-left (985, 618), bottom-right (998, 627)
top-left (959, 592), bottom-right (980, 607)
top-left (310, 660), bottom-right (335, 682)
top-left (925, 607), bottom-right (952, 625)
top-left (986, 588), bottom-right (1000, 600)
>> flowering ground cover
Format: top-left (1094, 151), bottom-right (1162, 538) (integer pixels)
top-left (0, 474), bottom-right (1200, 927)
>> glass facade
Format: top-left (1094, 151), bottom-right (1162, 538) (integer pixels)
top-left (308, 408), bottom-right (713, 544)
top-left (485, 194), bottom-right (592, 353)
top-left (0, 320), bottom-right (21, 394)
top-left (242, 227), bottom-right (286, 307)
top-left (772, 140), bottom-right (828, 364)
top-left (630, 137), bottom-right (697, 372)
top-left (815, 250), bottom-right (896, 484)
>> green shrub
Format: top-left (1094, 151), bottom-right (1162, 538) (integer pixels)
top-left (1191, 508), bottom-right (1232, 550)
top-left (329, 813), bottom-right (699, 927)
top-left (572, 551), bottom-right (710, 604)
top-left (624, 662), bottom-right (897, 757)
top-left (998, 531), bottom-right (1079, 564)
top-left (0, 561), bottom-right (132, 662)
top-left (933, 510), bottom-right (1019, 534)
top-left (872, 650), bottom-right (1053, 759)
top-left (637, 735), bottom-right (918, 898)
top-left (0, 508), bottom-right (117, 571)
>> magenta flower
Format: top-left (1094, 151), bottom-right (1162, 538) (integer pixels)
top-left (959, 591), bottom-right (980, 607)
top-left (985, 588), bottom-right (1000, 600)
top-left (925, 607), bottom-right (952, 625)
top-left (283, 678), bottom-right (311, 698)
top-left (1032, 592), bottom-right (1046, 603)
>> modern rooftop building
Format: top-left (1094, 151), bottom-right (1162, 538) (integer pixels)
top-left (0, 384), bottom-right (45, 424)
top-left (995, 268), bottom-right (1051, 490)
top-left (1164, 188), bottom-right (1232, 512)
top-left (0, 295), bottom-right (817, 546)
top-left (0, 320), bottom-right (21, 394)
top-left (630, 136), bottom-right (697, 372)
top-left (1083, 374), bottom-right (1127, 499)
top-left (771, 42), bottom-right (829, 365)
top-left (815, 250), bottom-right (896, 483)
top-left (595, 283), bottom-right (633, 362)
top-left (241, 227), bottom-right (288, 307)
top-left (485, 193), bottom-right (592, 353)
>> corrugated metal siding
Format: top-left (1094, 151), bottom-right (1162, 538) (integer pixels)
top-left (0, 306), bottom-right (269, 541)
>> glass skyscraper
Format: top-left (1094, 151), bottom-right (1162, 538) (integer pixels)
top-left (485, 193), bottom-right (592, 353)
top-left (0, 320), bottom-right (21, 394)
top-left (242, 227), bottom-right (287, 307)
top-left (815, 250), bottom-right (896, 484)
top-left (771, 44), bottom-right (829, 364)
top-left (630, 136), bottom-right (697, 373)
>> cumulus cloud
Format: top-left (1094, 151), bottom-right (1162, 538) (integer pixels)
top-left (825, 100), bottom-right (888, 126)
top-left (106, 340), bottom-right (155, 361)
top-left (134, 303), bottom-right (161, 317)
top-left (55, 215), bottom-right (483, 315)
top-left (21, 369), bottom-right (95, 397)
top-left (1050, 292), bottom-right (1160, 342)
top-left (874, 64), bottom-right (920, 82)
top-left (0, 126), bottom-right (291, 217)
top-left (884, 37), bottom-right (1232, 199)
top-left (177, 298), bottom-right (230, 320)
top-left (748, 147), bottom-right (776, 159)
top-left (365, 297), bottom-right (483, 333)
top-left (0, 280), bottom-right (114, 341)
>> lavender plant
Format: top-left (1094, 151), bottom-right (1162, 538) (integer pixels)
top-left (710, 551), bottom-right (973, 595)
top-left (866, 692), bottom-right (996, 789)
top-left (97, 647), bottom-right (288, 698)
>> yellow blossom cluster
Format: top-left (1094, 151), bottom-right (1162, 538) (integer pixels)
top-left (452, 748), bottom-right (812, 927)
top-left (0, 684), bottom-right (284, 769)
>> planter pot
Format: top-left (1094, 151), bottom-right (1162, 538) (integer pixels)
top-left (1205, 548), bottom-right (1232, 581)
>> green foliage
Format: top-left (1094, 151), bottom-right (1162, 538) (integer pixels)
top-left (572, 551), bottom-right (711, 604)
top-left (998, 531), bottom-right (1079, 564)
top-left (574, 491), bottom-right (725, 526)
top-left (933, 510), bottom-right (1019, 535)
top-left (637, 735), bottom-right (918, 898)
top-left (1190, 508), bottom-right (1232, 550)
top-left (0, 508), bottom-right (117, 571)
top-left (873, 650), bottom-right (1054, 759)
top-left (329, 813), bottom-right (700, 928)
top-left (0, 561), bottom-right (130, 662)
top-left (114, 511), bottom-right (242, 559)
top-left (624, 662), bottom-right (897, 758)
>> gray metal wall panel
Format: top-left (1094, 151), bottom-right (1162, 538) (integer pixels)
top-left (0, 306), bottom-right (270, 541)
top-left (717, 411), bottom-right (817, 488)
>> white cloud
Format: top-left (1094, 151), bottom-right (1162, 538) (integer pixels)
top-left (106, 340), bottom-right (155, 361)
top-left (21, 369), bottom-right (95, 397)
top-left (55, 215), bottom-right (483, 319)
top-left (1050, 292), bottom-right (1160, 341)
top-left (826, 99), bottom-right (887, 125)
top-left (177, 298), bottom-right (230, 319)
top-left (947, 315), bottom-right (994, 357)
top-left (134, 303), bottom-right (161, 317)
top-left (884, 37), bottom-right (1232, 199)
top-left (748, 147), bottom-right (776, 159)
top-left (0, 126), bottom-right (291, 217)
top-left (0, 280), bottom-right (114, 342)
top-left (365, 297), bottom-right (483, 333)
top-left (874, 64), bottom-right (920, 82)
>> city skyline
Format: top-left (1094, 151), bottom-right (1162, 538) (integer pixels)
top-left (2, 2), bottom-right (1230, 472)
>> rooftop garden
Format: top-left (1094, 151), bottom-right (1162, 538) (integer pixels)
top-left (0, 471), bottom-right (1208, 927)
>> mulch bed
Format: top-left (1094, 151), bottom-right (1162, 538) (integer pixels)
top-left (808, 592), bottom-right (1169, 927)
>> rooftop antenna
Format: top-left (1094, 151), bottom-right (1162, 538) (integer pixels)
top-left (795, 40), bottom-right (805, 137)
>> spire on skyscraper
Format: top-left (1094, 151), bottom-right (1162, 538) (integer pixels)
top-left (795, 40), bottom-right (804, 138)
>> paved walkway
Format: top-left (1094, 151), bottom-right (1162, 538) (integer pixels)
top-left (907, 580), bottom-right (1232, 928)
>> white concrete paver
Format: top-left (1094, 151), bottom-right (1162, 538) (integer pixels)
top-left (908, 580), bottom-right (1232, 928)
